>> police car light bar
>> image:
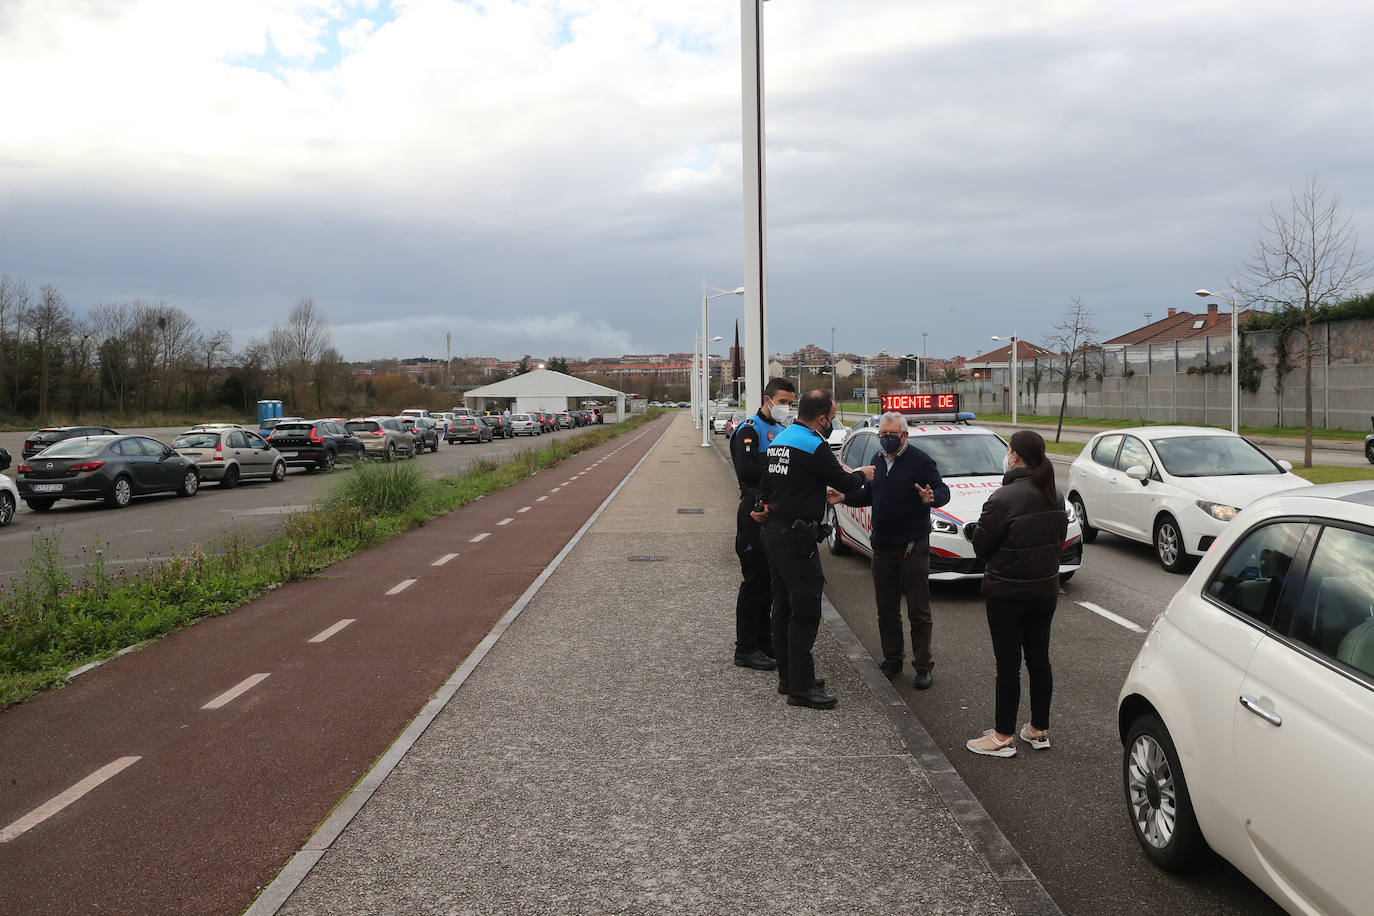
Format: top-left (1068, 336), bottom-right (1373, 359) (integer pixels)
top-left (880, 392), bottom-right (961, 414)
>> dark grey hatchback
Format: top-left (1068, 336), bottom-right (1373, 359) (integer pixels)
top-left (15, 435), bottom-right (200, 510)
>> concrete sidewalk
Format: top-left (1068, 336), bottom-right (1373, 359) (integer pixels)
top-left (260, 413), bottom-right (1045, 915)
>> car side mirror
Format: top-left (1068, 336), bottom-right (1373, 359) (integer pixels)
top-left (1125, 465), bottom-right (1148, 483)
top-left (1278, 459), bottom-right (1293, 471)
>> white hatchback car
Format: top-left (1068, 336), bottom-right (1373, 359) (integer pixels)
top-left (1117, 483), bottom-right (1374, 914)
top-left (1067, 427), bottom-right (1311, 572)
top-left (830, 422), bottom-right (1084, 582)
top-left (1, 449), bottom-right (17, 526)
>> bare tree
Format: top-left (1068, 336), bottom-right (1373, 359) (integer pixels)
top-left (275, 297), bottom-right (332, 410)
top-left (31, 284), bottom-right (74, 416)
top-left (0, 274), bottom-right (31, 410)
top-left (90, 303), bottom-right (136, 413)
top-left (1242, 178), bottom-right (1372, 466)
top-left (1045, 296), bottom-right (1099, 443)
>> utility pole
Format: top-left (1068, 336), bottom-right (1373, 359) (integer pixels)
top-left (830, 326), bottom-right (836, 402)
top-left (446, 332), bottom-right (452, 391)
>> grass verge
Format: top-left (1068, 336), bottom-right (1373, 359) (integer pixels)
top-left (0, 412), bottom-right (663, 708)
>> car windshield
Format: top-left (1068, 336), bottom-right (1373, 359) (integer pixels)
top-left (347, 421), bottom-right (379, 433)
top-left (274, 423), bottom-right (311, 433)
top-left (512, 414), bottom-right (530, 420)
top-left (37, 438), bottom-right (109, 458)
top-left (908, 433), bottom-right (1007, 478)
top-left (174, 433), bottom-right (219, 449)
top-left (1151, 435), bottom-right (1281, 477)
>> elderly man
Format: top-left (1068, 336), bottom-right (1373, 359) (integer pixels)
top-left (828, 411), bottom-right (949, 688)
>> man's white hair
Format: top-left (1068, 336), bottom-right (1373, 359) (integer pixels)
top-left (879, 411), bottom-right (907, 430)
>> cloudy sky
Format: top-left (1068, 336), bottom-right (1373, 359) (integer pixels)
top-left (2, 0), bottom-right (1371, 362)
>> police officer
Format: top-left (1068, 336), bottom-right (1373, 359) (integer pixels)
top-left (729, 377), bottom-right (797, 670)
top-left (753, 391), bottom-right (874, 709)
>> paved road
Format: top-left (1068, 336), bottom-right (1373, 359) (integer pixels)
top-left (0, 417), bottom-right (670, 915)
top-left (0, 424), bottom-right (611, 581)
top-left (709, 432), bottom-right (1286, 916)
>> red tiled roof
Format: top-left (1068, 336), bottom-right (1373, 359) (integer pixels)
top-left (965, 340), bottom-right (1056, 363)
top-left (1101, 308), bottom-right (1259, 346)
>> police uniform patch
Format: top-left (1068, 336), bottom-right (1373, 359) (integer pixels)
top-left (768, 431), bottom-right (777, 441)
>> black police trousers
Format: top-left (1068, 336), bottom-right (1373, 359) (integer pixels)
top-left (761, 521), bottom-right (825, 695)
top-left (734, 503), bottom-right (774, 656)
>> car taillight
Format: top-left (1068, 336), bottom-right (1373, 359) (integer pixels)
top-left (309, 428), bottom-right (323, 443)
top-left (72, 461), bottom-right (106, 472)
top-left (16, 464), bottom-right (32, 475)
top-left (373, 430), bottom-right (386, 437)
top-left (213, 441), bottom-right (224, 461)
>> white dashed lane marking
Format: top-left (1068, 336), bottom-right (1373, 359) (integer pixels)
top-left (386, 579), bottom-right (417, 596)
top-left (432, 553), bottom-right (458, 566)
top-left (497, 518), bottom-right (513, 526)
top-left (202, 673), bottom-right (271, 710)
top-left (551, 487), bottom-right (562, 493)
top-left (0, 757), bottom-right (142, 843)
top-left (470, 533), bottom-right (490, 542)
top-left (518, 507), bottom-right (531, 513)
top-left (536, 496), bottom-right (548, 502)
top-left (1077, 601), bottom-right (1147, 634)
top-left (308, 619), bottom-right (355, 643)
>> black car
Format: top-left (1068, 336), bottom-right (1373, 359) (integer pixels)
top-left (22, 426), bottom-right (121, 460)
top-left (267, 419), bottom-right (366, 471)
top-left (397, 416), bottom-right (440, 453)
top-left (447, 416), bottom-right (492, 443)
top-left (16, 435), bottom-right (199, 510)
top-left (480, 415), bottom-right (513, 439)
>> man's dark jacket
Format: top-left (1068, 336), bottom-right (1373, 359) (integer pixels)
top-left (843, 445), bottom-right (950, 549)
top-left (971, 468), bottom-right (1068, 600)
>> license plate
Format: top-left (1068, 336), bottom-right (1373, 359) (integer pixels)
top-left (280, 451), bottom-right (298, 457)
top-left (33, 483), bottom-right (63, 493)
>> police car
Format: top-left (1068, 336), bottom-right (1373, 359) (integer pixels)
top-left (828, 395), bottom-right (1085, 582)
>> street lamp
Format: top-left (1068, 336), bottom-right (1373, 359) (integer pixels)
top-left (992, 334), bottom-right (1018, 425)
top-left (702, 280), bottom-right (744, 447)
top-left (1195, 288), bottom-right (1240, 433)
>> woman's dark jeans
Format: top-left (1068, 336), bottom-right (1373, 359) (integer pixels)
top-left (985, 596), bottom-right (1056, 736)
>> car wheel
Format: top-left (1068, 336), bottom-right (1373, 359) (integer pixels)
top-left (1154, 514), bottom-right (1189, 573)
top-left (271, 461), bottom-right (287, 482)
top-left (385, 443), bottom-right (396, 462)
top-left (322, 451), bottom-right (336, 472)
top-left (26, 498), bottom-right (55, 512)
top-left (221, 464), bottom-right (241, 489)
top-left (1123, 713), bottom-right (1210, 872)
top-left (1069, 492), bottom-right (1097, 544)
top-left (177, 470), bottom-right (199, 497)
top-left (827, 510), bottom-right (851, 556)
top-left (105, 476), bottom-right (133, 508)
top-left (1367, 442), bottom-right (1374, 465)
top-left (431, 440), bottom-right (439, 453)
top-left (0, 491), bottom-right (15, 526)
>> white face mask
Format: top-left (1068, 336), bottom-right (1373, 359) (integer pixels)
top-left (1003, 451), bottom-right (1015, 474)
top-left (768, 402), bottom-right (793, 426)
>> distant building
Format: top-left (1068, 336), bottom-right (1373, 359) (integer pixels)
top-left (1100, 304), bottom-right (1257, 347)
top-left (963, 340), bottom-right (1056, 382)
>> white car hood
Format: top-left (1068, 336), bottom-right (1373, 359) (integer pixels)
top-left (1170, 472), bottom-right (1311, 507)
top-left (938, 475), bottom-right (1007, 525)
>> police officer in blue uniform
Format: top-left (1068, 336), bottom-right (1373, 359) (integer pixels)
top-left (728, 377), bottom-right (797, 670)
top-left (753, 391), bottom-right (875, 708)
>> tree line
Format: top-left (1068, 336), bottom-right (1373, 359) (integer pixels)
top-left (0, 277), bottom-right (350, 422)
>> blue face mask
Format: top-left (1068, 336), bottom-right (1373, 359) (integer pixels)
top-left (880, 434), bottom-right (903, 454)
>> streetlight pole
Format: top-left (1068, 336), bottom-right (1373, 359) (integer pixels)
top-left (740, 0), bottom-right (768, 417)
top-left (691, 336), bottom-right (702, 429)
top-left (701, 280), bottom-right (744, 447)
top-left (830, 326), bottom-right (837, 403)
top-left (922, 330), bottom-right (928, 393)
top-left (1196, 289), bottom-right (1240, 433)
top-left (992, 334), bottom-right (1018, 425)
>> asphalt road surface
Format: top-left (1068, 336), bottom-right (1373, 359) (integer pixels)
top-left (0, 417), bottom-right (671, 915)
top-left (711, 432), bottom-right (1286, 916)
top-left (0, 423), bottom-right (611, 582)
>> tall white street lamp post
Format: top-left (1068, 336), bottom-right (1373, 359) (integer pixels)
top-left (741, 0), bottom-right (768, 417)
top-left (992, 335), bottom-right (1018, 426)
top-left (691, 337), bottom-right (702, 429)
top-left (701, 278), bottom-right (743, 447)
top-left (1196, 289), bottom-right (1240, 433)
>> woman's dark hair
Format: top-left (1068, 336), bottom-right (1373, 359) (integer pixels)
top-left (1009, 430), bottom-right (1057, 507)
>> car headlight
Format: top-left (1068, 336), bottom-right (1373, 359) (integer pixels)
top-left (1196, 500), bottom-right (1239, 522)
top-left (931, 517), bottom-right (957, 534)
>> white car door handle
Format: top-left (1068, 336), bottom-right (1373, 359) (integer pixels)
top-left (1239, 695), bottom-right (1282, 727)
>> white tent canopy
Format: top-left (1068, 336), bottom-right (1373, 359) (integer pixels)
top-left (461, 369), bottom-right (628, 421)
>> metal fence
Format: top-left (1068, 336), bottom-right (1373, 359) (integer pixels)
top-left (955, 327), bottom-right (1374, 432)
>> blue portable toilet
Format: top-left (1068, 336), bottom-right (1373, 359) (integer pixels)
top-left (257, 399), bottom-right (282, 426)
